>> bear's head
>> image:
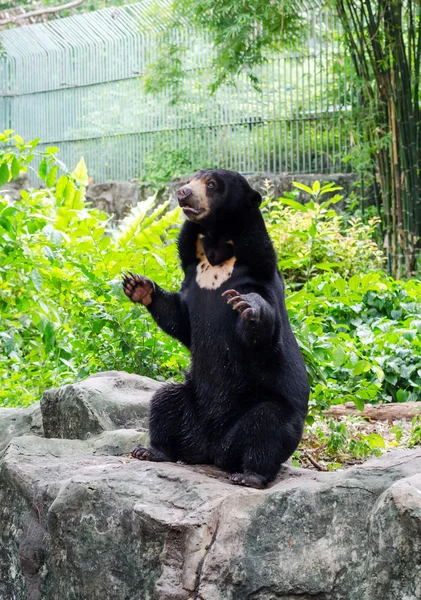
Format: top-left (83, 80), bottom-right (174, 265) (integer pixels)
top-left (176, 169), bottom-right (262, 225)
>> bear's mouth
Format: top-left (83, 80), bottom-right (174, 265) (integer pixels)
top-left (178, 199), bottom-right (205, 217)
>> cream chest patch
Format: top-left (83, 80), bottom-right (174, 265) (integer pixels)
top-left (196, 236), bottom-right (236, 290)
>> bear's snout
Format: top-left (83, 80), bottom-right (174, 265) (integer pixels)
top-left (177, 182), bottom-right (209, 220)
top-left (177, 186), bottom-right (193, 203)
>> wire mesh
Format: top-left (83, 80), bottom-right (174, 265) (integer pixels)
top-left (0, 0), bottom-right (353, 181)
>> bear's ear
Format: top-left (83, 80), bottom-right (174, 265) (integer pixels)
top-left (250, 189), bottom-right (262, 207)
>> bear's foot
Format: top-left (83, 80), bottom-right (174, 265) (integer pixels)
top-left (222, 289), bottom-right (258, 321)
top-left (122, 273), bottom-right (154, 306)
top-left (130, 446), bottom-right (170, 462)
top-left (228, 472), bottom-right (266, 489)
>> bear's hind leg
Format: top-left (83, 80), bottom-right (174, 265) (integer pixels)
top-left (217, 402), bottom-right (304, 489)
top-left (131, 382), bottom-right (209, 464)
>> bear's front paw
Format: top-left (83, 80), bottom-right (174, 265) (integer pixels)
top-left (122, 272), bottom-right (154, 306)
top-left (222, 289), bottom-right (258, 321)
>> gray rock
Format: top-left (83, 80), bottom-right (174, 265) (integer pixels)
top-left (1, 372), bottom-right (421, 599)
top-left (86, 181), bottom-right (140, 222)
top-left (245, 172), bottom-right (357, 208)
top-left (41, 371), bottom-right (161, 440)
top-left (170, 172), bottom-right (357, 211)
top-left (85, 181), bottom-right (169, 223)
top-left (0, 427), bottom-right (420, 599)
top-left (0, 173), bottom-right (29, 201)
top-left (0, 402), bottom-right (43, 456)
top-left (366, 471), bottom-right (421, 600)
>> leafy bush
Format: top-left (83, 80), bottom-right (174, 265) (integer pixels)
top-left (264, 181), bottom-right (385, 283)
top-left (287, 271), bottom-right (421, 413)
top-left (0, 133), bottom-right (188, 407)
top-left (140, 142), bottom-right (203, 184)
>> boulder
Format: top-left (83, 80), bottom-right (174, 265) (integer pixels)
top-left (0, 370), bottom-right (421, 600)
top-left (86, 182), bottom-right (140, 222)
top-left (0, 402), bottom-right (43, 456)
top-left (41, 371), bottom-right (161, 440)
top-left (0, 173), bottom-right (29, 201)
top-left (170, 173), bottom-right (358, 211)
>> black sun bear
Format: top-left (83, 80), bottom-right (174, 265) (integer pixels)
top-left (122, 169), bottom-right (309, 488)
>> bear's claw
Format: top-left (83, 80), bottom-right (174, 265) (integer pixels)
top-left (229, 473), bottom-right (265, 489)
top-left (130, 446), bottom-right (151, 460)
top-left (130, 445), bottom-right (171, 462)
top-left (122, 273), bottom-right (154, 306)
top-left (222, 289), bottom-right (257, 321)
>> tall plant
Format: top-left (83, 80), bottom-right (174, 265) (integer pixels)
top-left (335, 0), bottom-right (421, 278)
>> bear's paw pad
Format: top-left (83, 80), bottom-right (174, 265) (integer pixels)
top-left (122, 272), bottom-right (154, 306)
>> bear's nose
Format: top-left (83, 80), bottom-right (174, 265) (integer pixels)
top-left (177, 186), bottom-right (192, 201)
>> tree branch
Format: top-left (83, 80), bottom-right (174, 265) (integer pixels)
top-left (0, 0), bottom-right (84, 26)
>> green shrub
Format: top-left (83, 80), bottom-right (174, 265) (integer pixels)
top-left (0, 134), bottom-right (188, 406)
top-left (264, 181), bottom-right (385, 283)
top-left (287, 271), bottom-right (421, 413)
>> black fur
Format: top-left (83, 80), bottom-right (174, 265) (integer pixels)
top-left (124, 169), bottom-right (309, 488)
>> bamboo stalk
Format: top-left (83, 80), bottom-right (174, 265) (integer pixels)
top-left (335, 0), bottom-right (421, 277)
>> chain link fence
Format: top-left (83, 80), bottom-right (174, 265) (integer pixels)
top-left (0, 0), bottom-right (354, 182)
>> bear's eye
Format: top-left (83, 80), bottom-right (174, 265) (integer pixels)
top-left (206, 181), bottom-right (216, 189)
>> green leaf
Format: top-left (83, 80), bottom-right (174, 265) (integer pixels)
top-left (372, 366), bottom-right (385, 382)
top-left (391, 425), bottom-right (403, 441)
top-left (312, 180), bottom-right (320, 195)
top-left (0, 162), bottom-right (9, 186)
top-left (98, 236), bottom-right (111, 251)
top-left (64, 180), bottom-right (75, 206)
top-left (309, 222), bottom-right (317, 237)
top-left (43, 246), bottom-right (55, 262)
top-left (38, 158), bottom-right (48, 181)
top-left (66, 258), bottom-right (100, 283)
top-left (292, 181), bottom-right (313, 195)
top-left (31, 269), bottom-right (43, 292)
top-left (55, 175), bottom-right (68, 200)
top-left (151, 252), bottom-right (166, 268)
top-left (334, 277), bottom-right (347, 295)
top-left (353, 396), bottom-right (365, 412)
top-left (396, 389), bottom-right (410, 403)
top-left (353, 360), bottom-right (370, 375)
top-left (0, 215), bottom-right (11, 231)
top-left (332, 345), bottom-right (347, 367)
top-left (319, 195), bottom-right (343, 210)
top-left (319, 185), bottom-right (343, 195)
top-left (348, 275), bottom-right (361, 291)
top-left (46, 165), bottom-right (58, 188)
top-left (315, 262), bottom-right (339, 271)
top-left (10, 157), bottom-right (20, 179)
top-left (280, 197), bottom-right (309, 212)
top-left (364, 434), bottom-right (386, 450)
top-left (72, 157), bottom-right (89, 186)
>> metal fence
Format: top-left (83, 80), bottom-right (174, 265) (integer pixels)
top-left (0, 0), bottom-right (353, 182)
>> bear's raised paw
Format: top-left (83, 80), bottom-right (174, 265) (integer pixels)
top-left (122, 273), bottom-right (154, 306)
top-left (222, 289), bottom-right (258, 321)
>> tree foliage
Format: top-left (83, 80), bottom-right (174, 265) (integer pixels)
top-left (144, 0), bottom-right (421, 278)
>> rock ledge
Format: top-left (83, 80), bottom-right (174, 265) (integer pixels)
top-left (0, 371), bottom-right (420, 600)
